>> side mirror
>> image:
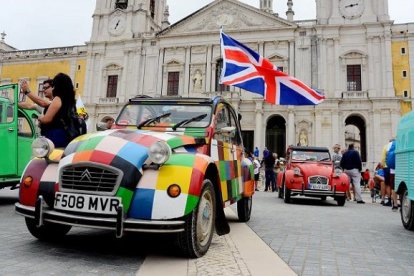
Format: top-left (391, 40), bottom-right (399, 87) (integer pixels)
top-left (218, 126), bottom-right (236, 138)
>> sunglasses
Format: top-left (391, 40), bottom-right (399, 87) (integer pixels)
top-left (43, 86), bottom-right (51, 90)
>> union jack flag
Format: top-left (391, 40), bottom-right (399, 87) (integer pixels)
top-left (220, 30), bottom-right (325, 105)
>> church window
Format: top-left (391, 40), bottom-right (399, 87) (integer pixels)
top-left (150, 0), bottom-right (155, 19)
top-left (107, 75), bottom-right (118, 98)
top-left (115, 0), bottom-right (128, 9)
top-left (346, 65), bottom-right (361, 91)
top-left (402, 70), bottom-right (407, 78)
top-left (401, 47), bottom-right (406, 55)
top-left (215, 59), bottom-right (230, 92)
top-left (167, 72), bottom-right (179, 96)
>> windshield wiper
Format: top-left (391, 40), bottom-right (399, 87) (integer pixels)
top-left (172, 114), bottom-right (207, 131)
top-left (137, 113), bottom-right (171, 129)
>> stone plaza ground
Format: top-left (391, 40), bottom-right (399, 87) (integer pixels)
top-left (1, 187), bottom-right (413, 275)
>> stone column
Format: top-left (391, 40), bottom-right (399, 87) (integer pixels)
top-left (156, 47), bottom-right (165, 93)
top-left (120, 49), bottom-right (131, 103)
top-left (314, 109), bottom-right (322, 146)
top-left (383, 34), bottom-right (394, 97)
top-left (332, 109), bottom-right (339, 144)
top-left (372, 110), bottom-right (381, 162)
top-left (184, 46), bottom-right (191, 96)
top-left (254, 100), bottom-right (264, 151)
top-left (287, 107), bottom-right (295, 146)
top-left (206, 45), bottom-right (212, 92)
top-left (334, 38), bottom-right (341, 97)
top-left (289, 40), bottom-right (295, 75)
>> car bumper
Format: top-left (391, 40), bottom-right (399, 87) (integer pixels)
top-left (290, 189), bottom-right (346, 197)
top-left (15, 196), bottom-right (185, 238)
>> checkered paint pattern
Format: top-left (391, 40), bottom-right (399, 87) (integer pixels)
top-left (58, 129), bottom-right (210, 219)
top-left (210, 139), bottom-right (253, 203)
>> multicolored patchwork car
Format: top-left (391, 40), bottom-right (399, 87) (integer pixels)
top-left (277, 146), bottom-right (349, 206)
top-left (15, 96), bottom-right (255, 257)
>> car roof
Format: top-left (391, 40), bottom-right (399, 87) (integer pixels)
top-left (288, 146), bottom-right (329, 152)
top-left (129, 96), bottom-right (214, 104)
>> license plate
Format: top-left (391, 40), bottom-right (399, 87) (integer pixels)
top-left (309, 184), bottom-right (330, 190)
top-left (54, 192), bottom-right (121, 215)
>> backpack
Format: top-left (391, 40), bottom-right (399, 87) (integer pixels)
top-left (386, 140), bottom-right (396, 169)
top-left (61, 107), bottom-right (87, 141)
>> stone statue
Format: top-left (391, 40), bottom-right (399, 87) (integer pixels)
top-left (193, 70), bottom-right (203, 90)
top-left (299, 129), bottom-right (308, 146)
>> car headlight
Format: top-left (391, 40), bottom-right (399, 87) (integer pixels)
top-left (148, 141), bottom-right (171, 165)
top-left (334, 168), bottom-right (343, 177)
top-left (293, 167), bottom-right (302, 176)
top-left (32, 137), bottom-right (55, 158)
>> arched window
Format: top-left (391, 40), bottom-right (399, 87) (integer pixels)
top-left (215, 59), bottom-right (230, 92)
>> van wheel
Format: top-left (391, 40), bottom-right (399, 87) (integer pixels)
top-left (237, 196), bottom-right (252, 222)
top-left (177, 179), bottom-right (216, 258)
top-left (401, 189), bottom-right (414, 230)
top-left (25, 218), bottom-right (71, 240)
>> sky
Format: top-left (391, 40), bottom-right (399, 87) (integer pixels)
top-left (0, 0), bottom-right (413, 50)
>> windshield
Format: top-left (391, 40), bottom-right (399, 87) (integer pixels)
top-left (116, 102), bottom-right (212, 128)
top-left (291, 150), bottom-right (331, 162)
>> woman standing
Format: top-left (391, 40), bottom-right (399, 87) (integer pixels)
top-left (38, 73), bottom-right (76, 148)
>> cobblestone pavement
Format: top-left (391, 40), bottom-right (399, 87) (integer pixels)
top-left (188, 234), bottom-right (250, 276)
top-left (247, 190), bottom-right (414, 276)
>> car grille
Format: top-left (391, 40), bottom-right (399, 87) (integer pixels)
top-left (59, 163), bottom-right (122, 195)
top-left (308, 176), bottom-right (329, 185)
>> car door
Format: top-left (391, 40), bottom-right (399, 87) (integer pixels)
top-left (0, 86), bottom-right (18, 178)
top-left (17, 109), bottom-right (39, 176)
top-left (211, 102), bottom-right (243, 202)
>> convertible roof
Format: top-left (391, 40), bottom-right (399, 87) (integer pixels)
top-left (129, 96), bottom-right (213, 104)
top-left (288, 146), bottom-right (329, 152)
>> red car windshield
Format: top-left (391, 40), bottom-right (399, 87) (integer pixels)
top-left (291, 150), bottom-right (331, 162)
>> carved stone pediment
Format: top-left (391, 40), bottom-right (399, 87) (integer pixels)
top-left (160, 0), bottom-right (296, 36)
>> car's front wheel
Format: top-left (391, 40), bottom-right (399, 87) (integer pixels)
top-left (177, 179), bottom-right (216, 258)
top-left (284, 182), bottom-right (291, 203)
top-left (278, 177), bottom-right (284, 199)
top-left (25, 218), bottom-right (71, 240)
top-left (401, 189), bottom-right (414, 230)
top-left (336, 196), bottom-right (346, 206)
top-left (237, 196), bottom-right (252, 222)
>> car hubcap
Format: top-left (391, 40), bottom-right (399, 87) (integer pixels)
top-left (402, 191), bottom-right (411, 223)
top-left (197, 189), bottom-right (213, 247)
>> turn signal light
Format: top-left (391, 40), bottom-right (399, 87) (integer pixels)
top-left (167, 184), bottom-right (181, 198)
top-left (23, 176), bottom-right (33, 188)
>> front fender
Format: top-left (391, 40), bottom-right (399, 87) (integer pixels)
top-left (19, 159), bottom-right (58, 207)
top-left (331, 173), bottom-right (350, 192)
top-left (241, 157), bottom-right (255, 197)
top-left (284, 170), bottom-right (304, 189)
top-left (128, 153), bottom-right (214, 220)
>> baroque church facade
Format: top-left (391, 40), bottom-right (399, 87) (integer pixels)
top-left (1, 0), bottom-right (413, 168)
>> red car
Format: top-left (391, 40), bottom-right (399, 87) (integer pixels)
top-left (277, 146), bottom-right (349, 206)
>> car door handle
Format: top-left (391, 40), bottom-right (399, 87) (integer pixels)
top-left (8, 127), bottom-right (14, 132)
